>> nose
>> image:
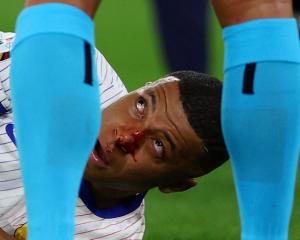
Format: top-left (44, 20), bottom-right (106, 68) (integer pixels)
top-left (131, 130), bottom-right (145, 142)
top-left (115, 129), bottom-right (145, 155)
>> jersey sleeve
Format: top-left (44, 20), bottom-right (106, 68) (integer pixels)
top-left (0, 32), bottom-right (15, 115)
top-left (0, 198), bottom-right (27, 237)
top-left (95, 49), bottom-right (128, 110)
top-left (0, 32), bottom-right (127, 115)
top-left (1, 198), bottom-right (145, 240)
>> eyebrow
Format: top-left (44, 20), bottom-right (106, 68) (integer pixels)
top-left (144, 89), bottom-right (156, 113)
top-left (144, 89), bottom-right (176, 151)
top-left (162, 130), bottom-right (176, 151)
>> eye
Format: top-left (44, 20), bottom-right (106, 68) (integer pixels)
top-left (136, 97), bottom-right (146, 115)
top-left (153, 139), bottom-right (164, 158)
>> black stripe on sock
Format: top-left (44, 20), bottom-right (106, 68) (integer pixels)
top-left (243, 63), bottom-right (256, 94)
top-left (84, 41), bottom-right (93, 86)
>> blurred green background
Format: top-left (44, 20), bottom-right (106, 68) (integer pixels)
top-left (1, 1), bottom-right (299, 239)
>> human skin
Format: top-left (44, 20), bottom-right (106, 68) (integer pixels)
top-left (84, 77), bottom-right (206, 209)
top-left (25, 0), bottom-right (101, 18)
top-left (211, 0), bottom-right (293, 27)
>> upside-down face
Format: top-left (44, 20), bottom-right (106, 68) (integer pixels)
top-left (84, 77), bottom-right (205, 194)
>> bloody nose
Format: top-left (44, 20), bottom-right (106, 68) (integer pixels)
top-left (116, 130), bottom-right (145, 155)
top-left (131, 130), bottom-right (144, 142)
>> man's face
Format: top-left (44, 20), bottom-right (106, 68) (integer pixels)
top-left (84, 77), bottom-right (205, 193)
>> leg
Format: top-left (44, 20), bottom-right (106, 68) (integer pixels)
top-left (222, 19), bottom-right (300, 239)
top-left (10, 4), bottom-right (100, 239)
top-left (153, 0), bottom-right (209, 72)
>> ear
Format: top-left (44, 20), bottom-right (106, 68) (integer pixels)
top-left (158, 178), bottom-right (197, 194)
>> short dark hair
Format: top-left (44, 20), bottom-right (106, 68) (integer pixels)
top-left (170, 71), bottom-right (229, 174)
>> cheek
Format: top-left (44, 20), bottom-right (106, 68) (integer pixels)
top-left (126, 147), bottom-right (167, 181)
top-left (134, 143), bottom-right (163, 165)
top-left (101, 106), bottom-right (134, 131)
top-left (102, 100), bottom-right (128, 119)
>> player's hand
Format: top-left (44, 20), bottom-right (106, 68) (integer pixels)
top-left (25, 0), bottom-right (101, 18)
top-left (211, 0), bottom-right (293, 27)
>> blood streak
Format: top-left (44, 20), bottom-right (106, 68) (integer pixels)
top-left (116, 130), bottom-right (145, 162)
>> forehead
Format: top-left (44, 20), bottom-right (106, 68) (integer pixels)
top-left (137, 76), bottom-right (205, 171)
top-left (136, 76), bottom-right (180, 95)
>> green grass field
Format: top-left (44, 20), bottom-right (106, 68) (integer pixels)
top-left (1, 1), bottom-right (300, 239)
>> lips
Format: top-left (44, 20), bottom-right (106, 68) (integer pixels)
top-left (89, 140), bottom-right (109, 168)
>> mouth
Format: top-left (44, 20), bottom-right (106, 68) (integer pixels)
top-left (89, 140), bottom-right (110, 168)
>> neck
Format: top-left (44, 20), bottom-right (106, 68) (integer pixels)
top-left (88, 181), bottom-right (139, 209)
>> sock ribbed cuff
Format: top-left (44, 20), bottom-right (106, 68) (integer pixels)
top-left (14, 3), bottom-right (94, 48)
top-left (223, 18), bottom-right (300, 70)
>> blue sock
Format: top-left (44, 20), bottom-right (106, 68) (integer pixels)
top-left (10, 4), bottom-right (100, 240)
top-left (222, 19), bottom-right (300, 240)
